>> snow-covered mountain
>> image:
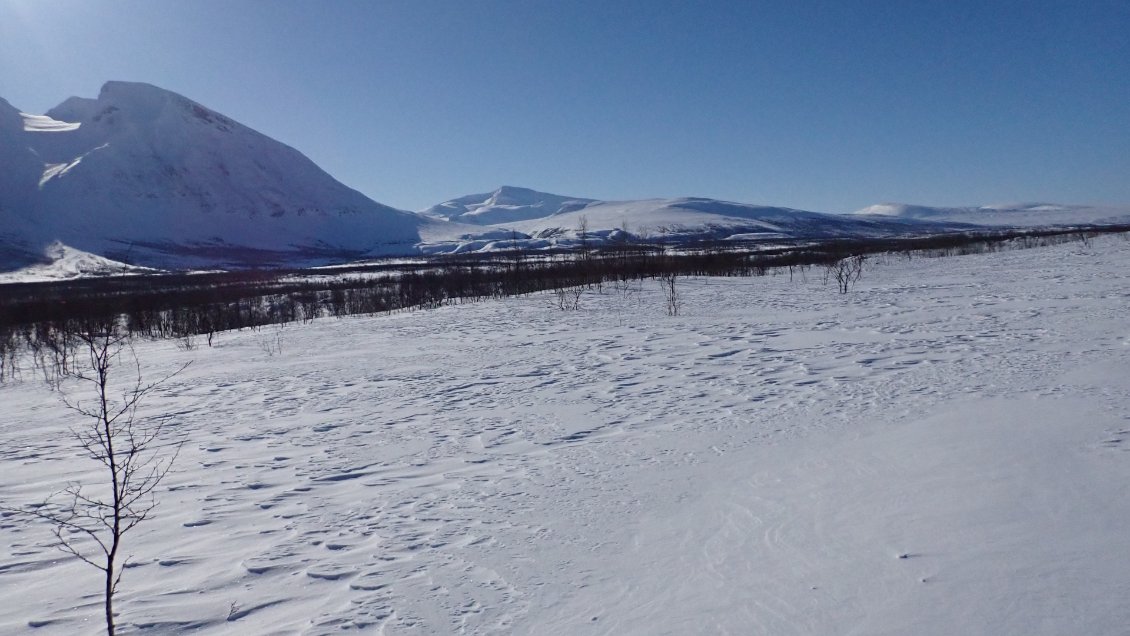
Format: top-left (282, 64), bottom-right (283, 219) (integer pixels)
top-left (0, 97), bottom-right (48, 268)
top-left (420, 186), bottom-right (596, 225)
top-left (854, 202), bottom-right (1130, 227)
top-left (506, 197), bottom-right (951, 240)
top-left (417, 194), bottom-right (976, 254)
top-left (5, 81), bottom-right (1129, 275)
top-left (1, 82), bottom-right (424, 269)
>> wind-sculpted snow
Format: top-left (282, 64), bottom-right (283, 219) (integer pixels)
top-left (3, 236), bottom-right (1130, 634)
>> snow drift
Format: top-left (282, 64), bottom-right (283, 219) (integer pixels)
top-left (3, 235), bottom-right (1130, 633)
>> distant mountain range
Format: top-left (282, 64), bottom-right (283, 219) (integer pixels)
top-left (415, 191), bottom-right (981, 255)
top-left (852, 202), bottom-right (1130, 227)
top-left (2, 81), bottom-right (1127, 278)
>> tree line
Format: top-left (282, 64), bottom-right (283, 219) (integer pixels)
top-left (1, 225), bottom-right (1124, 381)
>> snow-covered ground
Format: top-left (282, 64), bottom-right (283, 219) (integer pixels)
top-left (2, 235), bottom-right (1129, 634)
top-left (0, 242), bottom-right (157, 284)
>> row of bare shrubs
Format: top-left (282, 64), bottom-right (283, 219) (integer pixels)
top-left (1, 226), bottom-right (1123, 382)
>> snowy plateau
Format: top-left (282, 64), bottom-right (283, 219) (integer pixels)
top-left (3, 234), bottom-right (1130, 634)
top-left (3, 81), bottom-right (1130, 279)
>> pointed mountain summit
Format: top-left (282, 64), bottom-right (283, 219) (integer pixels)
top-left (0, 81), bottom-right (423, 268)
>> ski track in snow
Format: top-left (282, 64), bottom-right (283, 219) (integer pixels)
top-left (2, 237), bottom-right (1130, 634)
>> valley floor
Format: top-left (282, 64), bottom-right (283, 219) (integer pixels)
top-left (2, 236), bottom-right (1129, 634)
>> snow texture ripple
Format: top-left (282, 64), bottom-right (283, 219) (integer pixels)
top-left (1, 235), bottom-right (1129, 634)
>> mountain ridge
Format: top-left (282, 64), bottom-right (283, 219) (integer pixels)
top-left (1, 81), bottom-right (424, 269)
top-left (853, 202), bottom-right (1130, 226)
top-left (3, 81), bottom-right (1129, 276)
top-left (421, 185), bottom-right (597, 225)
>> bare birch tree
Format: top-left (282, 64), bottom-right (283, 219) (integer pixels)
top-left (6, 326), bottom-right (186, 635)
top-left (825, 255), bottom-right (867, 294)
top-left (659, 273), bottom-right (682, 316)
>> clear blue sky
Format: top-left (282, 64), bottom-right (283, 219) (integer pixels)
top-left (2, 0), bottom-right (1128, 212)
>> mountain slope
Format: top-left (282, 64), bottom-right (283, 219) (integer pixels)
top-left (854, 202), bottom-right (1130, 227)
top-left (525, 197), bottom-right (977, 240)
top-left (0, 98), bottom-right (48, 267)
top-left (417, 195), bottom-right (977, 254)
top-left (5, 81), bottom-right (1128, 273)
top-left (0, 242), bottom-right (156, 284)
top-left (420, 185), bottom-right (596, 225)
top-left (2, 82), bottom-right (424, 268)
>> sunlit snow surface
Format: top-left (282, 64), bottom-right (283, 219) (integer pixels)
top-left (2, 237), bottom-right (1129, 634)
top-left (0, 242), bottom-right (155, 283)
top-left (20, 113), bottom-right (81, 133)
top-left (854, 202), bottom-right (1130, 227)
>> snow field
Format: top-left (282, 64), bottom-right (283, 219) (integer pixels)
top-left (1, 236), bottom-right (1129, 634)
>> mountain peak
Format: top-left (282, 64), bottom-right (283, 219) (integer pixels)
top-left (96, 81), bottom-right (225, 126)
top-left (2, 80), bottom-right (422, 268)
top-left (423, 186), bottom-right (596, 225)
top-left (45, 96), bottom-right (98, 123)
top-left (0, 97), bottom-right (23, 134)
top-left (491, 185), bottom-right (541, 198)
top-left (41, 81), bottom-right (234, 133)
top-left (485, 185), bottom-right (572, 207)
top-left (98, 80), bottom-right (167, 99)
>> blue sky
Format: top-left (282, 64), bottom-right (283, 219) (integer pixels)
top-left (1, 0), bottom-right (1128, 212)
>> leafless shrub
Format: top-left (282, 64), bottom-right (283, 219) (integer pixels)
top-left (258, 327), bottom-right (284, 356)
top-left (177, 333), bottom-right (197, 351)
top-left (577, 215), bottom-right (590, 256)
top-left (612, 278), bottom-right (642, 325)
top-left (0, 328), bottom-right (20, 382)
top-left (825, 255), bottom-right (867, 294)
top-left (659, 273), bottom-right (682, 316)
top-left (553, 286), bottom-right (583, 311)
top-left (3, 326), bottom-right (186, 635)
